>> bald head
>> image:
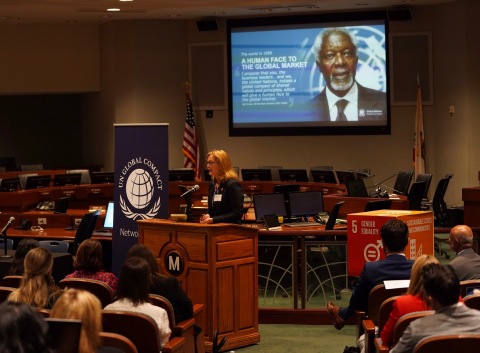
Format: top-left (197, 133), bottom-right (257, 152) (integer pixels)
top-left (449, 225), bottom-right (474, 253)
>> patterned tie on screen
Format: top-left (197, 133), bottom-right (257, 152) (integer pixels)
top-left (336, 99), bottom-right (348, 121)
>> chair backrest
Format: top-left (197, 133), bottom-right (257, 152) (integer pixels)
top-left (149, 294), bottom-right (176, 333)
top-left (325, 201), bottom-right (345, 230)
top-left (72, 210), bottom-right (101, 252)
top-left (102, 310), bottom-right (162, 353)
top-left (408, 181), bottom-right (428, 210)
top-left (59, 278), bottom-right (114, 308)
top-left (364, 199), bottom-right (393, 212)
top-left (377, 295), bottom-right (399, 333)
top-left (0, 275), bottom-right (22, 288)
top-left (431, 174), bottom-right (453, 226)
top-left (0, 286), bottom-right (15, 303)
top-left (463, 293), bottom-right (480, 310)
top-left (0, 238), bottom-right (14, 250)
top-left (460, 279), bottom-right (480, 297)
top-left (39, 240), bottom-right (70, 253)
top-left (99, 332), bottom-right (139, 353)
top-left (393, 171), bottom-right (414, 196)
top-left (415, 173), bottom-right (433, 199)
top-left (368, 284), bottom-right (408, 325)
top-left (392, 310), bottom-right (435, 345)
top-left (45, 318), bottom-right (82, 353)
top-left (413, 333), bottom-right (480, 353)
top-left (18, 173), bottom-right (38, 190)
top-left (67, 169), bottom-right (92, 184)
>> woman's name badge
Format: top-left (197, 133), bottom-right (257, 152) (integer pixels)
top-left (214, 194), bottom-right (222, 202)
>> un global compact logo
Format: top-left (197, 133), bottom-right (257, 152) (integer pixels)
top-left (118, 158), bottom-right (163, 220)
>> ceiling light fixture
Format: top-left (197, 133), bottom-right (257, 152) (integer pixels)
top-left (107, 8), bottom-right (121, 12)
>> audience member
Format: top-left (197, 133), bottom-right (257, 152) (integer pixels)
top-left (7, 238), bottom-right (39, 275)
top-left (0, 301), bottom-right (51, 353)
top-left (448, 224), bottom-right (480, 281)
top-left (127, 244), bottom-right (193, 323)
top-left (327, 219), bottom-right (413, 330)
top-left (390, 263), bottom-right (480, 353)
top-left (8, 247), bottom-right (62, 309)
top-left (104, 256), bottom-right (171, 347)
top-left (64, 239), bottom-right (118, 292)
top-left (379, 254), bottom-right (439, 347)
top-left (51, 288), bottom-right (122, 353)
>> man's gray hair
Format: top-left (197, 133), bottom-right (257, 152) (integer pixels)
top-left (313, 27), bottom-right (358, 64)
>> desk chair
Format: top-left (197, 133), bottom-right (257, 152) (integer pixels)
top-left (102, 310), bottom-right (185, 353)
top-left (407, 181), bottom-right (428, 210)
top-left (67, 169), bottom-right (92, 184)
top-left (45, 318), bottom-right (82, 353)
top-left (68, 210), bottom-right (100, 255)
top-left (428, 174), bottom-right (453, 227)
top-left (99, 332), bottom-right (139, 353)
top-left (59, 278), bottom-right (114, 308)
top-left (413, 334), bottom-right (480, 353)
top-left (325, 201), bottom-right (345, 230)
top-left (0, 238), bottom-right (14, 250)
top-left (39, 240), bottom-right (70, 253)
top-left (393, 171), bottom-right (414, 196)
top-left (415, 173), bottom-right (433, 206)
top-left (18, 173), bottom-right (38, 190)
top-left (0, 275), bottom-right (22, 288)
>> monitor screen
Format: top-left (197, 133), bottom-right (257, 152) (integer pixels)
top-left (253, 193), bottom-right (287, 222)
top-left (24, 175), bottom-right (51, 190)
top-left (310, 169), bottom-right (337, 183)
top-left (169, 169), bottom-right (195, 182)
top-left (288, 191), bottom-right (324, 217)
top-left (0, 177), bottom-right (19, 192)
top-left (241, 168), bottom-right (272, 181)
top-left (103, 201), bottom-right (114, 228)
top-left (91, 171), bottom-right (115, 184)
top-left (335, 170), bottom-right (357, 184)
top-left (227, 11), bottom-right (390, 136)
top-left (278, 169), bottom-right (309, 182)
top-left (53, 173), bottom-right (82, 186)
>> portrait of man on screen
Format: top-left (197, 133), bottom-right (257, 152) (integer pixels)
top-left (305, 27), bottom-right (387, 123)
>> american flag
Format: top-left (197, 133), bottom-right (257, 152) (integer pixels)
top-left (182, 91), bottom-right (200, 179)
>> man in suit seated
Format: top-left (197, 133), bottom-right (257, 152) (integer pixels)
top-left (448, 224), bottom-right (480, 281)
top-left (390, 263), bottom-right (480, 353)
top-left (327, 219), bottom-right (413, 330)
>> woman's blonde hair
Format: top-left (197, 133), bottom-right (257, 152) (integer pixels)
top-left (8, 247), bottom-right (58, 308)
top-left (51, 289), bottom-right (103, 353)
top-left (407, 254), bottom-right (440, 298)
top-left (206, 149), bottom-right (238, 183)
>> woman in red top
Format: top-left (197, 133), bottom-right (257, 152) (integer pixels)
top-left (65, 239), bottom-right (118, 292)
top-left (379, 254), bottom-right (439, 346)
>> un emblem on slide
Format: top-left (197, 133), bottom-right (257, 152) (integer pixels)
top-left (164, 250), bottom-right (184, 276)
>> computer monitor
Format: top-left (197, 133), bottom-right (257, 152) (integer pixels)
top-left (393, 171), bottom-right (414, 195)
top-left (310, 169), bottom-right (337, 183)
top-left (103, 201), bottom-right (114, 229)
top-left (335, 170), bottom-right (357, 184)
top-left (288, 191), bottom-right (324, 218)
top-left (241, 168), bottom-right (272, 181)
top-left (24, 175), bottom-right (51, 190)
top-left (0, 177), bottom-right (19, 192)
top-left (278, 169), bottom-right (309, 182)
top-left (253, 193), bottom-right (287, 222)
top-left (169, 169), bottom-right (195, 182)
top-left (91, 171), bottom-right (115, 184)
top-left (53, 173), bottom-right (82, 186)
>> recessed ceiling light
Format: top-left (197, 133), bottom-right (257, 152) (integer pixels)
top-left (119, 0), bottom-right (133, 2)
top-left (107, 8), bottom-right (121, 12)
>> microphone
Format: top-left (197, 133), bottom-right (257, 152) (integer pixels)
top-left (372, 173), bottom-right (399, 188)
top-left (180, 184), bottom-right (200, 198)
top-left (1, 217), bottom-right (15, 234)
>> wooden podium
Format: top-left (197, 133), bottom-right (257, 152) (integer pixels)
top-left (137, 219), bottom-right (260, 352)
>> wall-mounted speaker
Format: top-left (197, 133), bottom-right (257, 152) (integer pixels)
top-left (196, 19), bottom-right (219, 31)
top-left (387, 8), bottom-right (412, 21)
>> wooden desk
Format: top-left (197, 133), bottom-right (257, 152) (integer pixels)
top-left (0, 249), bottom-right (73, 283)
top-left (323, 194), bottom-right (409, 217)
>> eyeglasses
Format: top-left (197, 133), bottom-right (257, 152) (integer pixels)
top-left (206, 161), bottom-right (218, 166)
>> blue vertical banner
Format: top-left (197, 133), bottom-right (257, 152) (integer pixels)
top-left (113, 124), bottom-right (169, 275)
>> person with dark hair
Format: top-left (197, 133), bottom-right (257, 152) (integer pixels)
top-left (200, 149), bottom-right (244, 224)
top-left (306, 27), bottom-right (387, 122)
top-left (103, 256), bottom-right (171, 347)
top-left (64, 239), bottom-right (118, 291)
top-left (390, 263), bottom-right (480, 353)
top-left (126, 244), bottom-right (193, 323)
top-left (7, 238), bottom-right (39, 275)
top-left (327, 219), bottom-right (413, 330)
top-left (8, 247), bottom-right (62, 309)
top-left (448, 224), bottom-right (480, 280)
top-left (0, 301), bottom-right (51, 353)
